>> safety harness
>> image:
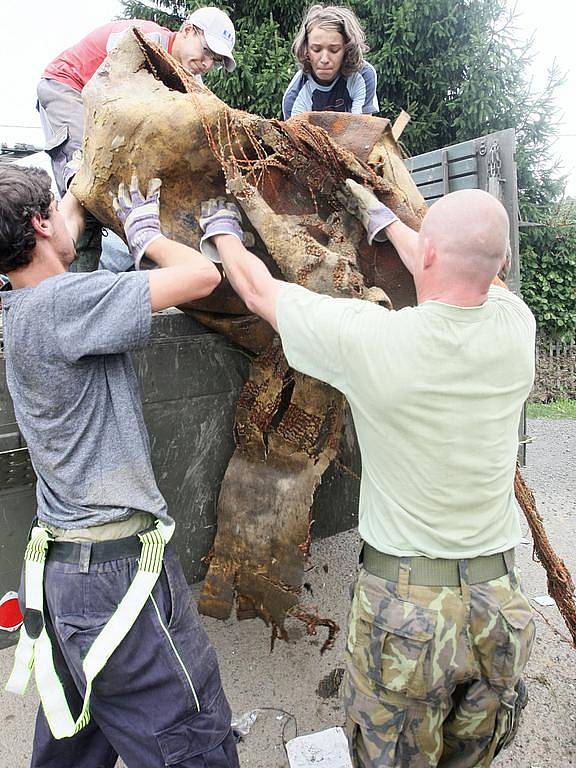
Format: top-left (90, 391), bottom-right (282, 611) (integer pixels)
top-left (5, 520), bottom-right (174, 739)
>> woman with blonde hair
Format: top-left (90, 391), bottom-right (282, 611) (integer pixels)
top-left (282, 4), bottom-right (378, 119)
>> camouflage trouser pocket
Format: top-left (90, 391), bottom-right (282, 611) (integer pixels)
top-left (474, 577), bottom-right (535, 693)
top-left (343, 678), bottom-right (409, 768)
top-left (346, 576), bottom-right (436, 700)
top-left (492, 589), bottom-right (535, 690)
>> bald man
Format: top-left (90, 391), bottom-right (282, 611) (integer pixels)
top-left (193, 187), bottom-right (536, 767)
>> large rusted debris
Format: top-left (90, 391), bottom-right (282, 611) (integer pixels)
top-left (71, 28), bottom-right (423, 646)
top-left (71, 28), bottom-right (574, 650)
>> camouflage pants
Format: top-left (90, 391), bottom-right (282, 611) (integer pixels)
top-left (343, 559), bottom-right (535, 767)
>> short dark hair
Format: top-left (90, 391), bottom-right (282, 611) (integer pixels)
top-left (0, 165), bottom-right (53, 273)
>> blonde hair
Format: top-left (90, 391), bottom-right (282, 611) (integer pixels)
top-left (292, 5), bottom-right (369, 77)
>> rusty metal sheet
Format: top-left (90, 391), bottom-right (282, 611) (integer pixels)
top-left (72, 29), bottom-right (426, 646)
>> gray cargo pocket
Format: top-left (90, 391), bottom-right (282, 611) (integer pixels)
top-left (155, 688), bottom-right (234, 766)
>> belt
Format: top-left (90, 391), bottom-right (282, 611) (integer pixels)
top-left (48, 534), bottom-right (143, 565)
top-left (362, 543), bottom-right (514, 587)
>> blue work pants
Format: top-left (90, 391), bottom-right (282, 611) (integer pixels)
top-left (30, 545), bottom-right (239, 768)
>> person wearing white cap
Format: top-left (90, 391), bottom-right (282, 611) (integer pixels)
top-left (184, 6), bottom-right (236, 74)
top-left (36, 8), bottom-right (236, 271)
top-left (38, 8), bottom-right (236, 199)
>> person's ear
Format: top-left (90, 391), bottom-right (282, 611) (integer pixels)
top-left (30, 211), bottom-right (51, 239)
top-left (422, 236), bottom-right (436, 270)
top-left (181, 22), bottom-right (193, 38)
top-left (498, 242), bottom-right (511, 280)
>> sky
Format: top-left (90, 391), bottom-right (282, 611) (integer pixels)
top-left (0, 0), bottom-right (574, 194)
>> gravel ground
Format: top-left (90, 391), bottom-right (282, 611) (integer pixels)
top-left (0, 417), bottom-right (574, 767)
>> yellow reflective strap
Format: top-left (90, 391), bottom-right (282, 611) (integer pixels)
top-left (35, 629), bottom-right (77, 736)
top-left (4, 629), bottom-right (35, 695)
top-left (35, 521), bottom-right (174, 739)
top-left (4, 528), bottom-right (52, 696)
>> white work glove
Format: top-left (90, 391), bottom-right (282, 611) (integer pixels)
top-left (198, 198), bottom-right (251, 263)
top-left (112, 175), bottom-right (165, 269)
top-left (344, 178), bottom-right (398, 245)
top-left (62, 149), bottom-right (84, 190)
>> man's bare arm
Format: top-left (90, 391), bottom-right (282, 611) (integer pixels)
top-left (382, 220), bottom-right (419, 276)
top-left (212, 234), bottom-right (283, 329)
top-left (110, 174), bottom-right (222, 312)
top-left (59, 191), bottom-right (86, 245)
top-left (145, 239), bottom-right (222, 312)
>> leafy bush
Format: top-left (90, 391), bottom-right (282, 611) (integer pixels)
top-left (520, 202), bottom-right (576, 341)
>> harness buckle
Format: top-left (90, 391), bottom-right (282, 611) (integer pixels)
top-left (23, 607), bottom-right (44, 640)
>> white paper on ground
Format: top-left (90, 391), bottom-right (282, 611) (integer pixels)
top-left (532, 594), bottom-right (556, 606)
top-left (286, 726), bottom-right (353, 768)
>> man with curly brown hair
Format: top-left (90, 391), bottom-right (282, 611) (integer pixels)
top-left (1, 164), bottom-right (239, 768)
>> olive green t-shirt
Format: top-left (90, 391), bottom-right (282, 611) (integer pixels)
top-left (276, 284), bottom-right (535, 558)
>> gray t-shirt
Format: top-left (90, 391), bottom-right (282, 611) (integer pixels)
top-left (1, 270), bottom-right (170, 529)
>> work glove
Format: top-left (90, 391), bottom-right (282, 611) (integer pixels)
top-left (198, 197), bottom-right (249, 263)
top-left (112, 175), bottom-right (165, 269)
top-left (344, 178), bottom-right (398, 245)
top-left (62, 149), bottom-right (84, 190)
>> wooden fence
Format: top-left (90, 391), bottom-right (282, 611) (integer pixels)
top-left (531, 335), bottom-right (576, 402)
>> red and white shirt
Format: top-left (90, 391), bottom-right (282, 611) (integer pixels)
top-left (43, 20), bottom-right (175, 92)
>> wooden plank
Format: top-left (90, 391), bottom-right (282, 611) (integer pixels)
top-left (392, 110), bottom-right (411, 141)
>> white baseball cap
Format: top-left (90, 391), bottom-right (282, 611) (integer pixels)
top-left (187, 7), bottom-right (236, 72)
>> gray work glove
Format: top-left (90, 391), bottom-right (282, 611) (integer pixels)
top-left (344, 178), bottom-right (398, 245)
top-left (198, 198), bottom-right (250, 263)
top-left (112, 175), bottom-right (165, 269)
top-left (62, 149), bottom-right (84, 190)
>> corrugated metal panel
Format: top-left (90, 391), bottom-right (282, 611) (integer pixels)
top-left (410, 157), bottom-right (478, 186)
top-left (405, 139), bottom-right (477, 171)
top-left (406, 138), bottom-right (478, 204)
top-left (405, 129), bottom-right (519, 292)
top-left (415, 174), bottom-right (480, 202)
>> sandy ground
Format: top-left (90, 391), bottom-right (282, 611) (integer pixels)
top-left (0, 417), bottom-right (574, 767)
